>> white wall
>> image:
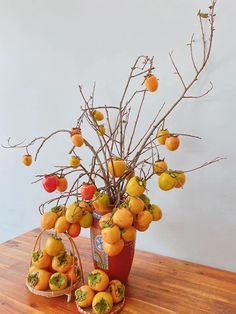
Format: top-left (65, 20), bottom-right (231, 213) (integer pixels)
top-left (1, 0), bottom-right (236, 272)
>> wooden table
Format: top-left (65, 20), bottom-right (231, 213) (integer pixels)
top-left (0, 228), bottom-right (236, 314)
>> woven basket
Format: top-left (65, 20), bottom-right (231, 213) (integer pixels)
top-left (76, 297), bottom-right (125, 314)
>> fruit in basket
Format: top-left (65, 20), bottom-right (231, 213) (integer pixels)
top-left (165, 135), bottom-right (180, 151)
top-left (70, 155), bottom-right (80, 168)
top-left (49, 272), bottom-right (68, 291)
top-left (28, 266), bottom-right (38, 274)
top-left (42, 175), bottom-right (59, 193)
top-left (56, 176), bottom-right (68, 192)
top-left (112, 208), bottom-right (133, 229)
top-left (108, 158), bottom-right (126, 177)
top-left (150, 204), bottom-right (162, 221)
top-left (145, 74), bottom-right (158, 92)
top-left (103, 238), bottom-right (124, 257)
top-left (158, 171), bottom-right (177, 191)
top-left (78, 211), bottom-right (93, 228)
top-left (92, 292), bottom-right (113, 314)
top-left (71, 133), bottom-right (84, 147)
top-left (108, 280), bottom-right (125, 304)
top-left (22, 154), bottom-right (32, 166)
top-left (66, 202), bottom-right (83, 223)
top-left (27, 269), bottom-right (51, 291)
top-left (157, 129), bottom-right (170, 145)
top-left (153, 159), bottom-right (168, 176)
top-left (66, 266), bottom-right (81, 284)
top-left (126, 176), bottom-right (146, 197)
top-left (45, 235), bottom-right (64, 256)
top-left (174, 171), bottom-right (186, 188)
top-left (54, 216), bottom-right (71, 233)
top-left (102, 225), bottom-right (121, 244)
top-left (52, 251), bottom-right (74, 273)
top-left (68, 223), bottom-right (81, 237)
top-left (31, 248), bottom-right (52, 269)
top-left (92, 193), bottom-right (109, 213)
top-left (88, 269), bottom-right (109, 292)
top-left (75, 285), bottom-right (95, 308)
top-left (128, 196), bottom-right (144, 214)
top-left (81, 183), bottom-right (97, 200)
top-left (41, 211), bottom-right (58, 230)
top-left (121, 226), bottom-right (136, 242)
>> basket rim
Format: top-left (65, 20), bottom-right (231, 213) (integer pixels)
top-left (76, 297), bottom-right (125, 314)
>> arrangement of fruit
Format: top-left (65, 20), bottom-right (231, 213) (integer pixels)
top-left (75, 269), bottom-right (125, 314)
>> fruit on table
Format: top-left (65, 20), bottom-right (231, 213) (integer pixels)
top-left (56, 176), bottom-right (68, 192)
top-left (99, 212), bottom-right (113, 229)
top-left (67, 223), bottom-right (81, 237)
top-left (108, 158), bottom-right (126, 177)
top-left (93, 110), bottom-right (104, 121)
top-left (78, 211), bottom-right (93, 228)
top-left (165, 136), bottom-right (180, 151)
top-left (75, 285), bottom-right (95, 308)
top-left (108, 280), bottom-right (125, 304)
top-left (81, 183), bottom-right (97, 200)
top-left (174, 171), bottom-right (186, 188)
top-left (31, 248), bottom-right (52, 269)
top-left (41, 211), bottom-right (58, 230)
top-left (103, 238), bottom-right (124, 257)
top-left (97, 125), bottom-right (105, 136)
top-left (102, 225), bottom-right (121, 244)
top-left (92, 291), bottom-right (113, 314)
top-left (22, 154), bottom-right (32, 166)
top-left (42, 175), bottom-right (59, 193)
top-left (126, 176), bottom-right (146, 197)
top-left (150, 204), bottom-right (162, 221)
top-left (88, 269), bottom-right (109, 292)
top-left (70, 155), bottom-right (80, 168)
top-left (157, 129), bottom-right (170, 145)
top-left (49, 272), bottom-right (68, 291)
top-left (66, 202), bottom-right (83, 223)
top-left (113, 207), bottom-right (133, 228)
top-left (54, 216), bottom-right (70, 233)
top-left (71, 133), bottom-right (84, 147)
top-left (153, 159), bottom-right (168, 176)
top-left (145, 74), bottom-right (158, 92)
top-left (158, 171), bottom-right (177, 191)
top-left (121, 226), bottom-right (136, 242)
top-left (92, 193), bottom-right (110, 213)
top-left (52, 251), bottom-right (73, 273)
top-left (27, 269), bottom-right (51, 291)
top-left (128, 196), bottom-right (144, 214)
top-left (45, 235), bottom-right (64, 256)
top-left (66, 266), bottom-right (81, 284)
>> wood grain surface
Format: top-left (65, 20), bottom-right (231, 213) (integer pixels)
top-left (0, 228), bottom-right (236, 314)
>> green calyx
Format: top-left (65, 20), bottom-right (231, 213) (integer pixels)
top-left (94, 298), bottom-right (110, 314)
top-left (28, 272), bottom-right (39, 287)
top-left (50, 273), bottom-right (66, 288)
top-left (75, 289), bottom-right (87, 302)
top-left (88, 272), bottom-right (101, 286)
top-left (32, 249), bottom-right (43, 262)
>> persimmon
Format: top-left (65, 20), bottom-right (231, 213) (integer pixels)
top-left (136, 210), bottom-right (153, 228)
top-left (92, 292), bottom-right (113, 314)
top-left (159, 172), bottom-right (176, 191)
top-left (145, 74), bottom-right (158, 92)
top-left (93, 110), bottom-right (104, 121)
top-left (112, 207), bottom-right (133, 229)
top-left (98, 125), bottom-right (105, 136)
top-left (66, 202), bottom-right (83, 223)
top-left (49, 272), bottom-right (68, 291)
top-left (126, 176), bottom-right (146, 197)
top-left (78, 211), bottom-right (93, 228)
top-left (92, 193), bottom-right (109, 213)
top-left (165, 136), bottom-right (180, 151)
top-left (108, 280), bottom-right (125, 303)
top-left (31, 248), bottom-right (52, 269)
top-left (103, 238), bottom-right (124, 257)
top-left (151, 204), bottom-right (162, 221)
top-left (68, 223), bottom-right (81, 237)
top-left (56, 176), bottom-right (68, 192)
top-left (134, 222), bottom-right (150, 232)
top-left (27, 269), bottom-right (51, 291)
top-left (52, 251), bottom-right (73, 273)
top-left (157, 129), bottom-right (170, 145)
top-left (108, 159), bottom-right (126, 177)
top-left (99, 212), bottom-right (113, 229)
top-left (128, 196), bottom-right (144, 214)
top-left (66, 266), bottom-right (81, 284)
top-left (54, 216), bottom-right (70, 233)
top-left (121, 226), bottom-right (136, 242)
top-left (51, 205), bottom-right (66, 217)
top-left (102, 225), bottom-right (121, 244)
top-left (88, 269), bottom-right (109, 292)
top-left (70, 128), bottom-right (81, 136)
top-left (45, 235), bottom-right (64, 257)
top-left (70, 156), bottom-right (80, 168)
top-left (154, 160), bottom-right (168, 176)
top-left (71, 134), bottom-right (84, 147)
top-left (75, 285), bottom-right (95, 308)
top-left (79, 200), bottom-right (93, 213)
top-left (22, 154), bottom-right (32, 166)
top-left (174, 171), bottom-right (186, 188)
top-left (41, 211), bottom-right (58, 230)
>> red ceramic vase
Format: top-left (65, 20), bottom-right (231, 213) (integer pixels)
top-left (90, 206), bottom-right (135, 283)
